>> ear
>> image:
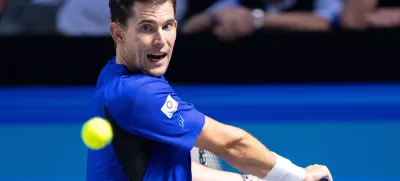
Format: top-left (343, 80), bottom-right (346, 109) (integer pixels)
top-left (174, 19), bottom-right (178, 29)
top-left (110, 22), bottom-right (124, 44)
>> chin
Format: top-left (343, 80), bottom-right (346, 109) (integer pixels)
top-left (147, 67), bottom-right (167, 77)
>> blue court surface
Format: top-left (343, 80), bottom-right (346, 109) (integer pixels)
top-left (1, 84), bottom-right (400, 181)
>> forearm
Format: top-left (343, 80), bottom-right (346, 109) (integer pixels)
top-left (366, 8), bottom-right (400, 27)
top-left (262, 12), bottom-right (330, 31)
top-left (197, 116), bottom-right (304, 179)
top-left (340, 0), bottom-right (378, 29)
top-left (368, 7), bottom-right (400, 17)
top-left (192, 161), bottom-right (244, 181)
top-left (182, 0), bottom-right (239, 34)
top-left (181, 13), bottom-right (213, 34)
top-left (220, 128), bottom-right (275, 178)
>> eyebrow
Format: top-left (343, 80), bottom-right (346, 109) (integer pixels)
top-left (138, 18), bottom-right (175, 25)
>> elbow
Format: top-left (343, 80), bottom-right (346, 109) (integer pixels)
top-left (197, 117), bottom-right (248, 159)
top-left (220, 128), bottom-right (247, 159)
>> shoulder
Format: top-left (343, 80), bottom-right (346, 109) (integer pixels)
top-left (104, 74), bottom-right (173, 103)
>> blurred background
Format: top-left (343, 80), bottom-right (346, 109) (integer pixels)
top-left (1, 0), bottom-right (400, 181)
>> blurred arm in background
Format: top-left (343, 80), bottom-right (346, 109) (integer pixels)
top-left (260, 0), bottom-right (343, 31)
top-left (341, 0), bottom-right (400, 29)
top-left (180, 0), bottom-right (242, 35)
top-left (181, 0), bottom-right (343, 41)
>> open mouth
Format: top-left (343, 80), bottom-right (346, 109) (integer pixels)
top-left (147, 53), bottom-right (167, 62)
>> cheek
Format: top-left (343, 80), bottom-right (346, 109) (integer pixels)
top-left (124, 32), bottom-right (137, 51)
top-left (166, 33), bottom-right (177, 47)
top-left (126, 37), bottom-right (146, 55)
top-left (134, 36), bottom-right (153, 51)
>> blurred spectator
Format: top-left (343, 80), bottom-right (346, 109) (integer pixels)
top-left (0, 0), bottom-right (6, 15)
top-left (0, 0), bottom-right (62, 35)
top-left (0, 0), bottom-right (28, 35)
top-left (56, 0), bottom-right (109, 36)
top-left (181, 0), bottom-right (343, 41)
top-left (341, 0), bottom-right (400, 30)
top-left (57, 0), bottom-right (188, 36)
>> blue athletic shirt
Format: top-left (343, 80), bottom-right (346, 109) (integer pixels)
top-left (86, 57), bottom-right (206, 181)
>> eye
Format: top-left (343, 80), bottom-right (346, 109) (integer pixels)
top-left (163, 23), bottom-right (173, 31)
top-left (142, 24), bottom-right (152, 32)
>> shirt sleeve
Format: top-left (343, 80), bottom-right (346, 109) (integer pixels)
top-left (204, 0), bottom-right (240, 16)
top-left (106, 79), bottom-right (205, 151)
top-left (313, 0), bottom-right (344, 21)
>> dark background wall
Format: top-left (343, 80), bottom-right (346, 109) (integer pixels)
top-left (2, 29), bottom-right (399, 85)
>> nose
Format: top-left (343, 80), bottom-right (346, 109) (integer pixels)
top-left (153, 29), bottom-right (166, 48)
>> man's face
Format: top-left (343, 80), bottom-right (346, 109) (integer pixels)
top-left (121, 1), bottom-right (177, 77)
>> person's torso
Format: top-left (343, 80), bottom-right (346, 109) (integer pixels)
top-left (86, 59), bottom-right (192, 181)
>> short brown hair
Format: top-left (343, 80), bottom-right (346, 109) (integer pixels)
top-left (109, 0), bottom-right (176, 26)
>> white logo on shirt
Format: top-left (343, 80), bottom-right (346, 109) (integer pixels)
top-left (178, 114), bottom-right (185, 129)
top-left (161, 94), bottom-right (178, 119)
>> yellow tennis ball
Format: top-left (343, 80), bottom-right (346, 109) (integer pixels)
top-left (81, 117), bottom-right (113, 150)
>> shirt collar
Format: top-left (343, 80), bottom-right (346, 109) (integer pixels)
top-left (109, 56), bottom-right (166, 80)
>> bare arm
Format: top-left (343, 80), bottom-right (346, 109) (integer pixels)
top-left (182, 10), bottom-right (332, 34)
top-left (259, 0), bottom-right (343, 31)
top-left (195, 116), bottom-right (276, 178)
top-left (340, 0), bottom-right (378, 29)
top-left (262, 12), bottom-right (331, 31)
top-left (181, 0), bottom-right (239, 34)
top-left (192, 161), bottom-right (245, 181)
top-left (194, 117), bottom-right (332, 181)
top-left (181, 13), bottom-right (213, 34)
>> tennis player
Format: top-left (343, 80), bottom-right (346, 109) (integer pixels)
top-left (86, 0), bottom-right (333, 181)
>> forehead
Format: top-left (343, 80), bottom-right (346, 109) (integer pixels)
top-left (132, 1), bottom-right (175, 22)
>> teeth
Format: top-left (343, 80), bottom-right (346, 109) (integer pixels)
top-left (150, 53), bottom-right (165, 56)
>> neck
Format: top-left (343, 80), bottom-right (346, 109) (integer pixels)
top-left (115, 47), bottom-right (141, 74)
top-left (115, 47), bottom-right (127, 65)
